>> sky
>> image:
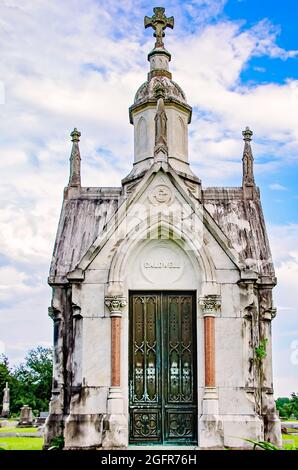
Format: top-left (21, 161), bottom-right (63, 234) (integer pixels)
top-left (0, 0), bottom-right (297, 397)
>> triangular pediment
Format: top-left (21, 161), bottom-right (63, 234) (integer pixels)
top-left (74, 162), bottom-right (243, 275)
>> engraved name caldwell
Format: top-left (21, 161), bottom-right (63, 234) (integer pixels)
top-left (144, 261), bottom-right (181, 269)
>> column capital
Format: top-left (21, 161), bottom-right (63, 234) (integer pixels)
top-left (48, 306), bottom-right (62, 322)
top-left (260, 307), bottom-right (277, 321)
top-left (105, 296), bottom-right (127, 317)
top-left (199, 295), bottom-right (221, 317)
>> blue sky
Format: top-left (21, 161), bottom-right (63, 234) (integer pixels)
top-left (0, 0), bottom-right (297, 397)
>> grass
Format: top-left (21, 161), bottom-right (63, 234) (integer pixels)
top-left (282, 433), bottom-right (298, 449)
top-left (0, 427), bottom-right (38, 433)
top-left (0, 437), bottom-right (43, 450)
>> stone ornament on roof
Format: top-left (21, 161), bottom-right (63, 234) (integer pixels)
top-left (144, 7), bottom-right (174, 49)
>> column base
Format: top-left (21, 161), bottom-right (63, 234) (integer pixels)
top-left (102, 387), bottom-right (128, 449)
top-left (222, 414), bottom-right (264, 449)
top-left (64, 413), bottom-right (103, 449)
top-left (264, 413), bottom-right (282, 448)
top-left (43, 413), bottom-right (64, 449)
top-left (199, 387), bottom-right (223, 448)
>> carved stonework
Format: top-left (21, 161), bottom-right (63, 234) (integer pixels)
top-left (144, 7), bottom-right (174, 49)
top-left (184, 180), bottom-right (201, 200)
top-left (149, 184), bottom-right (173, 205)
top-left (105, 296), bottom-right (127, 317)
top-left (199, 295), bottom-right (221, 316)
top-left (259, 288), bottom-right (276, 321)
top-left (261, 308), bottom-right (277, 321)
top-left (48, 306), bottom-right (62, 322)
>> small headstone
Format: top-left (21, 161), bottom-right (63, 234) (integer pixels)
top-left (18, 405), bottom-right (33, 427)
top-left (34, 411), bottom-right (49, 426)
top-left (281, 423), bottom-right (288, 434)
top-left (1, 382), bottom-right (10, 418)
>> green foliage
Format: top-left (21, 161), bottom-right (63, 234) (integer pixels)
top-left (48, 435), bottom-right (64, 450)
top-left (0, 346), bottom-right (53, 415)
top-left (276, 393), bottom-right (298, 419)
top-left (243, 438), bottom-right (280, 450)
top-left (255, 338), bottom-right (268, 361)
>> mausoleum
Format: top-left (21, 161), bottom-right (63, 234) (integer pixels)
top-left (45, 7), bottom-right (281, 449)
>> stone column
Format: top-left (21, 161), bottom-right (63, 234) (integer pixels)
top-left (198, 294), bottom-right (223, 448)
top-left (44, 304), bottom-right (64, 448)
top-left (102, 295), bottom-right (127, 448)
top-left (259, 286), bottom-right (282, 447)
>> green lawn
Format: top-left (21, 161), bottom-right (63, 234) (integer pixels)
top-left (0, 437), bottom-right (43, 450)
top-left (282, 433), bottom-right (298, 449)
top-left (0, 427), bottom-right (38, 433)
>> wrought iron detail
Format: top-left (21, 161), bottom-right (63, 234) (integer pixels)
top-left (133, 412), bottom-right (159, 438)
top-left (129, 292), bottom-right (197, 444)
top-left (168, 412), bottom-right (193, 437)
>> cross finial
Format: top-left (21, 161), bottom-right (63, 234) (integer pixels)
top-left (242, 126), bottom-right (253, 142)
top-left (144, 7), bottom-right (174, 49)
top-left (71, 127), bottom-right (81, 143)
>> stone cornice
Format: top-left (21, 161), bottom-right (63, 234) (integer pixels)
top-left (129, 98), bottom-right (192, 124)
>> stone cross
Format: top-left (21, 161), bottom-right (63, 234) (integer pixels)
top-left (144, 7), bottom-right (174, 48)
top-left (1, 382), bottom-right (10, 418)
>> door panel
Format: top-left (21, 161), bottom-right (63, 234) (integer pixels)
top-left (129, 292), bottom-right (197, 445)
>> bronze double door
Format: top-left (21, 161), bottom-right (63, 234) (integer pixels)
top-left (129, 292), bottom-right (197, 445)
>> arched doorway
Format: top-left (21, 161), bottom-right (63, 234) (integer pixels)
top-left (129, 291), bottom-right (197, 445)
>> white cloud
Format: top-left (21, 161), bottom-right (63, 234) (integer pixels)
top-left (268, 224), bottom-right (298, 397)
top-left (269, 183), bottom-right (287, 191)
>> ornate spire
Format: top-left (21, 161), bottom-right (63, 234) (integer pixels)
top-left (144, 7), bottom-right (174, 49)
top-left (69, 128), bottom-right (81, 187)
top-left (154, 86), bottom-right (168, 161)
top-left (242, 126), bottom-right (255, 188)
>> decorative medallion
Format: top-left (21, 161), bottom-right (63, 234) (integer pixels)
top-left (149, 184), bottom-right (173, 205)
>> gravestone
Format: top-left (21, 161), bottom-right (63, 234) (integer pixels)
top-left (18, 405), bottom-right (33, 427)
top-left (1, 382), bottom-right (10, 418)
top-left (35, 411), bottom-right (49, 426)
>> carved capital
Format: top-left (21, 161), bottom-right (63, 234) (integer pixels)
top-left (105, 296), bottom-right (127, 317)
top-left (199, 295), bottom-right (221, 317)
top-left (260, 307), bottom-right (277, 321)
top-left (48, 306), bottom-right (62, 322)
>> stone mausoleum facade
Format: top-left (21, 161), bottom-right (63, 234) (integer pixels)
top-left (44, 8), bottom-right (281, 449)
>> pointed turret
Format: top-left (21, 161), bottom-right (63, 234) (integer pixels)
top-left (127, 7), bottom-right (193, 181)
top-left (69, 128), bottom-right (81, 187)
top-left (242, 127), bottom-right (255, 188)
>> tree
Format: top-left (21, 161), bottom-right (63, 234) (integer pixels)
top-left (276, 397), bottom-right (290, 418)
top-left (11, 346), bottom-right (53, 414)
top-left (276, 394), bottom-right (298, 419)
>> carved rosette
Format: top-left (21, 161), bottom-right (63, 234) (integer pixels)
top-left (105, 296), bottom-right (127, 317)
top-left (199, 295), bottom-right (221, 317)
